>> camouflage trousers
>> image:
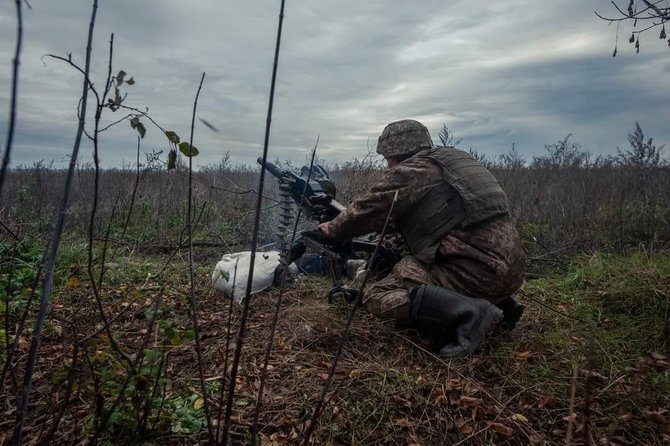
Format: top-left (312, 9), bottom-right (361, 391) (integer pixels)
top-left (361, 256), bottom-right (450, 322)
top-left (361, 255), bottom-right (512, 323)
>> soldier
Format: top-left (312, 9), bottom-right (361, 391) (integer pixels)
top-left (317, 119), bottom-right (526, 358)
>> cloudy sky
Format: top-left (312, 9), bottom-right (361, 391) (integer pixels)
top-left (0, 0), bottom-right (668, 169)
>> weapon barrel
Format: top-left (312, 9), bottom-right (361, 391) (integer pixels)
top-left (257, 157), bottom-right (284, 179)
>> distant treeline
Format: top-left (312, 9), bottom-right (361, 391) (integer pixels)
top-left (2, 125), bottom-right (668, 263)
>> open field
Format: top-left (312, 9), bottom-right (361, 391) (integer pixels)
top-left (2, 1), bottom-right (670, 443)
top-left (1, 136), bottom-right (670, 444)
top-left (0, 243), bottom-right (668, 444)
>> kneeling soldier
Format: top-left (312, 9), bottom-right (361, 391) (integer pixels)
top-left (318, 119), bottom-right (526, 357)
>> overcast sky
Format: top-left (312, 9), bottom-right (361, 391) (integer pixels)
top-left (0, 0), bottom-right (668, 169)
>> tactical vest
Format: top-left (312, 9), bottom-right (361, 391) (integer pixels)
top-left (397, 147), bottom-right (509, 263)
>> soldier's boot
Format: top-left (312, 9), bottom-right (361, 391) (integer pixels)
top-left (495, 296), bottom-right (525, 330)
top-left (408, 285), bottom-right (503, 358)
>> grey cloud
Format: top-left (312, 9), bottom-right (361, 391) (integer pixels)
top-left (1, 0), bottom-right (669, 170)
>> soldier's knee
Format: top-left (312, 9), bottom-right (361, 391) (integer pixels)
top-left (363, 290), bottom-right (411, 323)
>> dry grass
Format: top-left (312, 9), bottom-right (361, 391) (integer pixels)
top-left (1, 248), bottom-right (668, 445)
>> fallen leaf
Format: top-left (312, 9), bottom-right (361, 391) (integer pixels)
top-left (348, 369), bottom-right (361, 379)
top-left (407, 433), bottom-right (421, 446)
top-left (447, 390), bottom-right (460, 406)
top-left (459, 396), bottom-right (480, 409)
top-left (390, 394), bottom-right (413, 409)
top-left (651, 352), bottom-right (667, 361)
top-left (269, 431), bottom-right (288, 443)
top-left (446, 378), bottom-right (462, 390)
top-left (617, 413), bottom-right (633, 422)
top-left (489, 422), bottom-right (513, 436)
top-left (392, 418), bottom-right (413, 427)
top-left (430, 387), bottom-right (447, 405)
top-left (643, 409), bottom-right (667, 425)
top-left (415, 375), bottom-right (427, 386)
top-left (563, 413), bottom-right (578, 423)
top-left (514, 351), bottom-right (532, 361)
top-left (652, 360), bottom-right (669, 368)
top-left (530, 433), bottom-right (546, 445)
top-left (511, 413), bottom-right (528, 423)
top-left (581, 370), bottom-right (608, 382)
top-left (193, 397), bottom-right (204, 410)
top-left (457, 419), bottom-right (473, 435)
top-left (65, 276), bottom-right (81, 288)
top-left (538, 398), bottom-right (556, 409)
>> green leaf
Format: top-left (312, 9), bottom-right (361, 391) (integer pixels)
top-left (136, 122), bottom-right (146, 139)
top-left (165, 130), bottom-right (180, 144)
top-left (116, 70), bottom-right (126, 86)
top-left (130, 116), bottom-right (145, 139)
top-left (167, 150), bottom-right (177, 170)
top-left (178, 142), bottom-right (199, 157)
top-left (217, 270), bottom-right (230, 282)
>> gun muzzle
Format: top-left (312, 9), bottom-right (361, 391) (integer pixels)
top-left (257, 157), bottom-right (284, 178)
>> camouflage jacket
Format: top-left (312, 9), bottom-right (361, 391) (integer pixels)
top-left (327, 154), bottom-right (525, 298)
top-left (327, 155), bottom-right (442, 240)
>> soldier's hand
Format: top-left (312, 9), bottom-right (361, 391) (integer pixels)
top-left (317, 222), bottom-right (335, 239)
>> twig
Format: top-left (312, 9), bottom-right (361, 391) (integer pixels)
top-left (36, 341), bottom-right (79, 446)
top-left (0, 257), bottom-right (44, 389)
top-left (251, 137), bottom-right (319, 443)
top-left (564, 350), bottom-right (581, 445)
top-left (215, 259), bottom-right (239, 443)
top-left (97, 112), bottom-right (134, 133)
top-left (0, 0), bottom-right (23, 196)
top-left (2, 242), bottom-right (20, 392)
top-left (185, 71), bottom-right (214, 443)
top-left (12, 2), bottom-right (98, 444)
top-left (120, 136), bottom-right (141, 241)
top-left (302, 190), bottom-right (399, 445)
top-left (220, 1), bottom-right (287, 443)
top-left (581, 324), bottom-right (596, 445)
top-left (0, 219), bottom-right (21, 242)
top-left (90, 289), bottom-right (163, 443)
top-left (517, 289), bottom-right (588, 324)
top-left (150, 201), bottom-right (208, 279)
top-left (83, 33), bottom-right (133, 369)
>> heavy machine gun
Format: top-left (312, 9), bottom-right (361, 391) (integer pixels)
top-left (258, 158), bottom-right (389, 303)
top-left (257, 157), bottom-right (344, 222)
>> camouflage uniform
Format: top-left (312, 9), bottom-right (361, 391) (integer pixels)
top-left (326, 153), bottom-right (525, 323)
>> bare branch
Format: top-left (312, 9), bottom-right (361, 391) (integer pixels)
top-left (0, 0), bottom-right (24, 197)
top-left (185, 71), bottom-right (214, 443)
top-left (13, 1), bottom-right (99, 443)
top-left (221, 1), bottom-right (288, 442)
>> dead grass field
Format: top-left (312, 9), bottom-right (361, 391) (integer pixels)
top-left (1, 247), bottom-right (668, 445)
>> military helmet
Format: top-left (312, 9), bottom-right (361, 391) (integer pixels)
top-left (376, 119), bottom-right (434, 158)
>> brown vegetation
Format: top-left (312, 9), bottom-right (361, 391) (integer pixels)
top-left (1, 125), bottom-right (670, 444)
